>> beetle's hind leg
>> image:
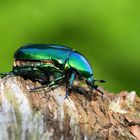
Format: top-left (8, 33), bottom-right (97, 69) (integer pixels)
top-left (0, 67), bottom-right (34, 78)
top-left (0, 71), bottom-right (14, 78)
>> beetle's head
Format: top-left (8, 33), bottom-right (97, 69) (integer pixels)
top-left (86, 75), bottom-right (106, 95)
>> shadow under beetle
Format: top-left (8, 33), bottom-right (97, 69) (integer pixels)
top-left (1, 44), bottom-right (105, 98)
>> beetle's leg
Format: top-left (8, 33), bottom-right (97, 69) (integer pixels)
top-left (47, 75), bottom-right (65, 88)
top-left (94, 86), bottom-right (104, 100)
top-left (89, 83), bottom-right (104, 98)
top-left (86, 79), bottom-right (104, 97)
top-left (31, 75), bottom-right (65, 91)
top-left (65, 71), bottom-right (76, 99)
top-left (93, 85), bottom-right (104, 96)
top-left (0, 66), bottom-right (34, 78)
top-left (0, 71), bottom-right (13, 78)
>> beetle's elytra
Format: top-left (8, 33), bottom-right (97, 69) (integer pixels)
top-left (3, 44), bottom-right (105, 97)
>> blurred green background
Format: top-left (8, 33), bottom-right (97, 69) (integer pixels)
top-left (0, 0), bottom-right (140, 95)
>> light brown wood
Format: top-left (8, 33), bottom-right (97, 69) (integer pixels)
top-left (0, 76), bottom-right (140, 140)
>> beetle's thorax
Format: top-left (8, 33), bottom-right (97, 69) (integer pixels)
top-left (66, 51), bottom-right (93, 78)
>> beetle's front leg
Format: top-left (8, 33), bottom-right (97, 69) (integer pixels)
top-left (87, 82), bottom-right (104, 98)
top-left (65, 71), bottom-right (76, 99)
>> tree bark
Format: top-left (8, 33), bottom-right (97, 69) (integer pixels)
top-left (0, 76), bottom-right (140, 140)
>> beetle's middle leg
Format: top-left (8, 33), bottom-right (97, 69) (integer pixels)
top-left (65, 71), bottom-right (76, 99)
top-left (30, 75), bottom-right (65, 90)
top-left (47, 75), bottom-right (65, 88)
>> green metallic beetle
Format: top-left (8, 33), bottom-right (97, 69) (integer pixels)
top-left (2, 44), bottom-right (105, 97)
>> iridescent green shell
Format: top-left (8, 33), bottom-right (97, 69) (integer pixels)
top-left (14, 44), bottom-right (73, 64)
top-left (14, 44), bottom-right (93, 78)
top-left (67, 52), bottom-right (93, 78)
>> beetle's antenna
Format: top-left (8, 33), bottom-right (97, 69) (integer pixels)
top-left (94, 80), bottom-right (106, 83)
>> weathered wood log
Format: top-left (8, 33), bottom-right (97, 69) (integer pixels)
top-left (0, 76), bottom-right (140, 140)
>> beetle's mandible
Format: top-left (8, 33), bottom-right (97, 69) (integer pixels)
top-left (1, 44), bottom-right (105, 98)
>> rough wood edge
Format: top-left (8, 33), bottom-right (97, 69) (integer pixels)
top-left (0, 76), bottom-right (140, 140)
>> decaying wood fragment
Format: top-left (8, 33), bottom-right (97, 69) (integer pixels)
top-left (0, 76), bottom-right (140, 140)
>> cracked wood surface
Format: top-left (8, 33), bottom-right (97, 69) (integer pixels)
top-left (0, 76), bottom-right (140, 140)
